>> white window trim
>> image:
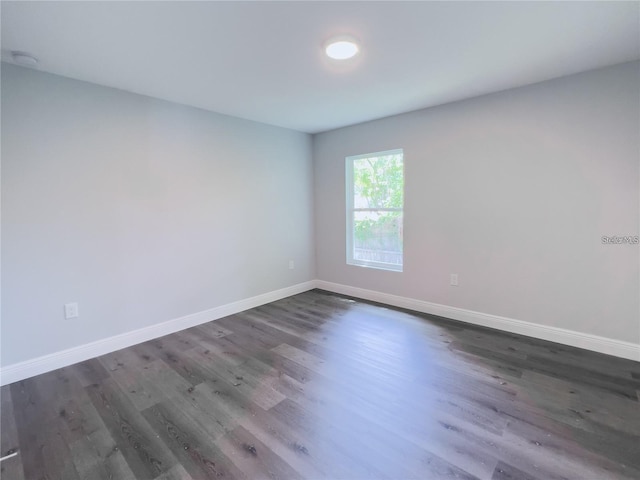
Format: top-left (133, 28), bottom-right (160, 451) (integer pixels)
top-left (346, 148), bottom-right (404, 272)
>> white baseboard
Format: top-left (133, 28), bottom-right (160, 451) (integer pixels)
top-left (315, 280), bottom-right (640, 362)
top-left (0, 281), bottom-right (316, 386)
top-left (2, 279), bottom-right (637, 386)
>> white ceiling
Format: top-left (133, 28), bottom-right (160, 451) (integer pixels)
top-left (2, 1), bottom-right (639, 133)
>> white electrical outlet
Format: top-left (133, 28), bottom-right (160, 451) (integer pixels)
top-left (289, 260), bottom-right (295, 270)
top-left (64, 302), bottom-right (79, 319)
top-left (450, 274), bottom-right (459, 286)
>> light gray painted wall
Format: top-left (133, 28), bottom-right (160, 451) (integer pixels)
top-left (1, 64), bottom-right (315, 366)
top-left (314, 62), bottom-right (639, 343)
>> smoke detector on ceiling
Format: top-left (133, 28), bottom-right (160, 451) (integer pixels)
top-left (11, 51), bottom-right (38, 67)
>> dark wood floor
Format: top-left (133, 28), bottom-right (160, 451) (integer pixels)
top-left (2, 289), bottom-right (639, 480)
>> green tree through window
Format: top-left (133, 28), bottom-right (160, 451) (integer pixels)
top-left (347, 149), bottom-right (403, 271)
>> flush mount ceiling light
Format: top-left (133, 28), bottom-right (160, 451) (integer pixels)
top-left (11, 51), bottom-right (38, 67)
top-left (325, 37), bottom-right (359, 60)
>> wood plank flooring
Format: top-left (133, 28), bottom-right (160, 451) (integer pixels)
top-left (2, 289), bottom-right (639, 479)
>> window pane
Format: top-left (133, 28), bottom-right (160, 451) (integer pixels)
top-left (353, 211), bottom-right (403, 266)
top-left (353, 153), bottom-right (403, 209)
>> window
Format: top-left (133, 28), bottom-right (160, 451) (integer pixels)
top-left (346, 149), bottom-right (404, 272)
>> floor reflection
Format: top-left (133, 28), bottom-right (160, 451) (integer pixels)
top-left (307, 305), bottom-right (457, 477)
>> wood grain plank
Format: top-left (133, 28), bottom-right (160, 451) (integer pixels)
top-left (68, 428), bottom-right (137, 480)
top-left (1, 386), bottom-right (25, 480)
top-left (10, 375), bottom-right (82, 480)
top-left (108, 358), bottom-right (193, 411)
top-left (142, 401), bottom-right (245, 480)
top-left (85, 378), bottom-right (177, 479)
top-left (215, 424), bottom-right (304, 480)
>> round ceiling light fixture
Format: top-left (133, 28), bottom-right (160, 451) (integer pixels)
top-left (11, 51), bottom-right (38, 67)
top-left (325, 37), bottom-right (359, 60)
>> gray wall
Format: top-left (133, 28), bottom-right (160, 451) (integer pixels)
top-left (2, 61), bottom-right (638, 367)
top-left (1, 64), bottom-right (315, 366)
top-left (314, 62), bottom-right (639, 343)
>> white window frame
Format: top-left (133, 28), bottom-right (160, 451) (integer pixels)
top-left (346, 148), bottom-right (404, 272)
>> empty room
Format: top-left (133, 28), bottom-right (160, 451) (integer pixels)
top-left (1, 1), bottom-right (639, 479)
